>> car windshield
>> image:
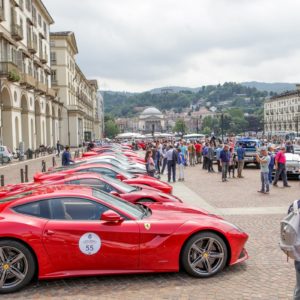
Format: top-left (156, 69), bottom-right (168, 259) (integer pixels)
top-left (101, 175), bottom-right (137, 193)
top-left (236, 141), bottom-right (257, 148)
top-left (92, 189), bottom-right (143, 219)
top-left (110, 166), bottom-right (134, 179)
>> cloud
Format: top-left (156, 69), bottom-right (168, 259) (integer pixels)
top-left (43, 0), bottom-right (300, 91)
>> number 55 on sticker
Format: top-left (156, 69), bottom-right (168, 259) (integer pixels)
top-left (79, 232), bottom-right (101, 255)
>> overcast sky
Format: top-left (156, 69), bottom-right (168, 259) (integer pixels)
top-left (43, 0), bottom-right (300, 92)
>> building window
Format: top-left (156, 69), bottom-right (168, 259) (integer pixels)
top-left (51, 70), bottom-right (57, 84)
top-left (38, 14), bottom-right (41, 27)
top-left (43, 21), bottom-right (47, 37)
top-left (50, 52), bottom-right (56, 65)
top-left (25, 0), bottom-right (31, 12)
top-left (32, 6), bottom-right (36, 25)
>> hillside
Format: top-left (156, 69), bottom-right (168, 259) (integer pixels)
top-left (241, 81), bottom-right (296, 93)
top-left (103, 82), bottom-right (267, 117)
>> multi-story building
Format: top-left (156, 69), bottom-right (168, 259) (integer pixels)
top-left (264, 85), bottom-right (300, 136)
top-left (50, 31), bottom-right (101, 147)
top-left (0, 0), bottom-right (60, 151)
top-left (96, 91), bottom-right (104, 138)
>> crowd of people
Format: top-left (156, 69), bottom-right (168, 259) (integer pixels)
top-left (143, 138), bottom-right (294, 193)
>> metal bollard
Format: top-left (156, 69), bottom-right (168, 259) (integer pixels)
top-left (52, 156), bottom-right (56, 167)
top-left (20, 168), bottom-right (24, 183)
top-left (25, 165), bottom-right (29, 182)
top-left (42, 160), bottom-right (46, 172)
top-left (0, 175), bottom-right (4, 187)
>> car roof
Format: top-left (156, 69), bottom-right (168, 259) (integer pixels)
top-left (0, 184), bottom-right (94, 211)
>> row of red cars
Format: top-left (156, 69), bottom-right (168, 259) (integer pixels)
top-left (0, 143), bottom-right (248, 293)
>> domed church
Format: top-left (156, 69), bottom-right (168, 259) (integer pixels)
top-left (138, 107), bottom-right (166, 133)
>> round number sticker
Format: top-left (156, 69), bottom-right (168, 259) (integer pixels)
top-left (79, 232), bottom-right (101, 255)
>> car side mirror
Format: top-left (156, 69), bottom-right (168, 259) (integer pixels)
top-left (110, 191), bottom-right (121, 197)
top-left (101, 210), bottom-right (124, 223)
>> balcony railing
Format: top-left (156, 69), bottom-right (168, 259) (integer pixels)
top-left (20, 73), bottom-right (36, 89)
top-left (47, 87), bottom-right (56, 98)
top-left (11, 24), bottom-right (23, 41)
top-left (35, 81), bottom-right (47, 94)
top-left (28, 39), bottom-right (38, 54)
top-left (0, 62), bottom-right (21, 81)
top-left (0, 7), bottom-right (4, 22)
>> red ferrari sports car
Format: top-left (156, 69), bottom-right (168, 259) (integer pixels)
top-left (34, 163), bottom-right (173, 194)
top-left (0, 185), bottom-right (248, 293)
top-left (44, 173), bottom-right (182, 203)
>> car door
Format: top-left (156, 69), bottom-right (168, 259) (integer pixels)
top-left (42, 197), bottom-right (140, 272)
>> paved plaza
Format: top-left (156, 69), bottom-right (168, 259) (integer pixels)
top-left (1, 159), bottom-right (297, 299)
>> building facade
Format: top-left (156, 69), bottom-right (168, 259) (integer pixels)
top-left (138, 107), bottom-right (165, 134)
top-left (264, 85), bottom-right (300, 135)
top-left (50, 31), bottom-right (102, 147)
top-left (0, 0), bottom-right (60, 151)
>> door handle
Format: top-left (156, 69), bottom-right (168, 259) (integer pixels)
top-left (45, 230), bottom-right (55, 236)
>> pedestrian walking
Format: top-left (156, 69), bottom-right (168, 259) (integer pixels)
top-left (256, 147), bottom-right (271, 194)
top-left (207, 143), bottom-right (215, 172)
top-left (188, 142), bottom-right (196, 167)
top-left (268, 145), bottom-right (275, 184)
top-left (273, 146), bottom-right (291, 188)
top-left (145, 149), bottom-right (155, 177)
top-left (220, 144), bottom-right (230, 182)
top-left (154, 146), bottom-right (161, 174)
top-left (228, 148), bottom-right (236, 178)
top-left (161, 144), bottom-right (168, 175)
top-left (202, 143), bottom-right (209, 170)
top-left (177, 148), bottom-right (185, 181)
top-left (56, 140), bottom-right (61, 157)
top-left (62, 146), bottom-right (74, 166)
top-left (216, 144), bottom-right (222, 172)
top-left (286, 141), bottom-right (294, 154)
top-left (195, 140), bottom-right (202, 164)
top-left (237, 143), bottom-right (245, 178)
top-left (166, 145), bottom-right (177, 183)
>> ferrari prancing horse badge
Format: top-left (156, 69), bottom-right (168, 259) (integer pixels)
top-left (144, 223), bottom-right (151, 230)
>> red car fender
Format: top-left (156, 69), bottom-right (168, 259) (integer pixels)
top-left (137, 218), bottom-right (248, 271)
top-left (175, 219), bottom-right (248, 266)
top-left (0, 216), bottom-right (54, 277)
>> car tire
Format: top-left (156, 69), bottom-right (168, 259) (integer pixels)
top-left (0, 240), bottom-right (36, 294)
top-left (181, 231), bottom-right (228, 278)
top-left (137, 198), bottom-right (155, 203)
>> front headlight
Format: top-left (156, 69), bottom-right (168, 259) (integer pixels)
top-left (219, 219), bottom-right (244, 232)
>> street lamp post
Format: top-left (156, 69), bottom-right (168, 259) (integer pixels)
top-left (221, 112), bottom-right (224, 142)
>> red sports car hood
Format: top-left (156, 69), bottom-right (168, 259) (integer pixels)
top-left (131, 184), bottom-right (160, 192)
top-left (145, 202), bottom-right (217, 219)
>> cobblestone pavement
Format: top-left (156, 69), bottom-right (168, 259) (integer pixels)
top-left (3, 162), bottom-right (297, 299)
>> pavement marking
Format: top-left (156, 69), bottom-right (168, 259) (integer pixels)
top-left (167, 177), bottom-right (287, 216)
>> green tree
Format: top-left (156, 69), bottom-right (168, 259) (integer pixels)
top-left (202, 126), bottom-right (211, 135)
top-left (173, 119), bottom-right (187, 134)
top-left (104, 119), bottom-right (119, 139)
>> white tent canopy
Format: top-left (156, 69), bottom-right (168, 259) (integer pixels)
top-left (116, 132), bottom-right (146, 139)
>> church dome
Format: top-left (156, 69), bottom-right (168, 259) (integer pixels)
top-left (140, 107), bottom-right (162, 116)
